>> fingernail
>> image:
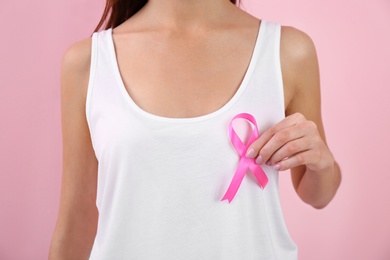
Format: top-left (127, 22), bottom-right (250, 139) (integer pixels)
top-left (255, 155), bottom-right (263, 164)
top-left (266, 160), bottom-right (272, 166)
top-left (274, 164), bottom-right (281, 171)
top-left (246, 148), bottom-right (255, 158)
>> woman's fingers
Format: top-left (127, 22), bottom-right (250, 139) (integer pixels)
top-left (246, 113), bottom-right (309, 164)
top-left (243, 112), bottom-right (328, 172)
top-left (266, 138), bottom-right (310, 167)
top-left (256, 124), bottom-right (309, 165)
top-left (271, 149), bottom-right (312, 171)
top-left (246, 113), bottom-right (306, 160)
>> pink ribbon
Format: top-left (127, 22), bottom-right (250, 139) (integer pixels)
top-left (221, 113), bottom-right (268, 203)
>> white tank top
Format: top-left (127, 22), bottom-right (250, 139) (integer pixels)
top-left (87, 20), bottom-right (298, 260)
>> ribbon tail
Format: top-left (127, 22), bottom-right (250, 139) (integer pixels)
top-left (221, 158), bottom-right (250, 203)
top-left (249, 163), bottom-right (268, 189)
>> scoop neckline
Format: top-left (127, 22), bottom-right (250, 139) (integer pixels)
top-left (107, 20), bottom-right (266, 124)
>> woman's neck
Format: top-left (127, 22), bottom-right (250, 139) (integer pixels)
top-left (141, 0), bottom-right (236, 31)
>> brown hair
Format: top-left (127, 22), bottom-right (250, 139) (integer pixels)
top-left (93, 0), bottom-right (241, 33)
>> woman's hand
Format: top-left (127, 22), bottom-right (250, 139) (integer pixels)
top-left (246, 112), bottom-right (335, 174)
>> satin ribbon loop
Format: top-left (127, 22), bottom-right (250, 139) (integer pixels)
top-left (221, 113), bottom-right (268, 203)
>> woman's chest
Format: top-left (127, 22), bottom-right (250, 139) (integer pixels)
top-left (112, 29), bottom-right (264, 118)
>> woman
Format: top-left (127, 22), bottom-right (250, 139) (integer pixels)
top-left (49, 0), bottom-right (342, 259)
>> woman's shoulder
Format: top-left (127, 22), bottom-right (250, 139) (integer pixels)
top-left (279, 24), bottom-right (317, 66)
top-left (279, 24), bottom-right (319, 94)
top-left (60, 35), bottom-right (95, 101)
top-left (61, 36), bottom-right (93, 77)
top-left (60, 36), bottom-right (94, 113)
top-left (277, 23), bottom-right (320, 115)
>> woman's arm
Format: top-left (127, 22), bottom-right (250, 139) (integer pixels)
top-left (49, 38), bottom-right (98, 259)
top-left (280, 26), bottom-right (341, 208)
top-left (246, 26), bottom-right (341, 209)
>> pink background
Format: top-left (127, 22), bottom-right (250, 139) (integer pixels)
top-left (0, 0), bottom-right (389, 259)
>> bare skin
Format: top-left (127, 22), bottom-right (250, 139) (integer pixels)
top-left (49, 0), bottom-right (341, 258)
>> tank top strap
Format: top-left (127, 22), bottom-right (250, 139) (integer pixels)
top-left (236, 21), bottom-right (285, 134)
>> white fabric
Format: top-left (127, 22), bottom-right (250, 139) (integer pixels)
top-left (87, 20), bottom-right (298, 260)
